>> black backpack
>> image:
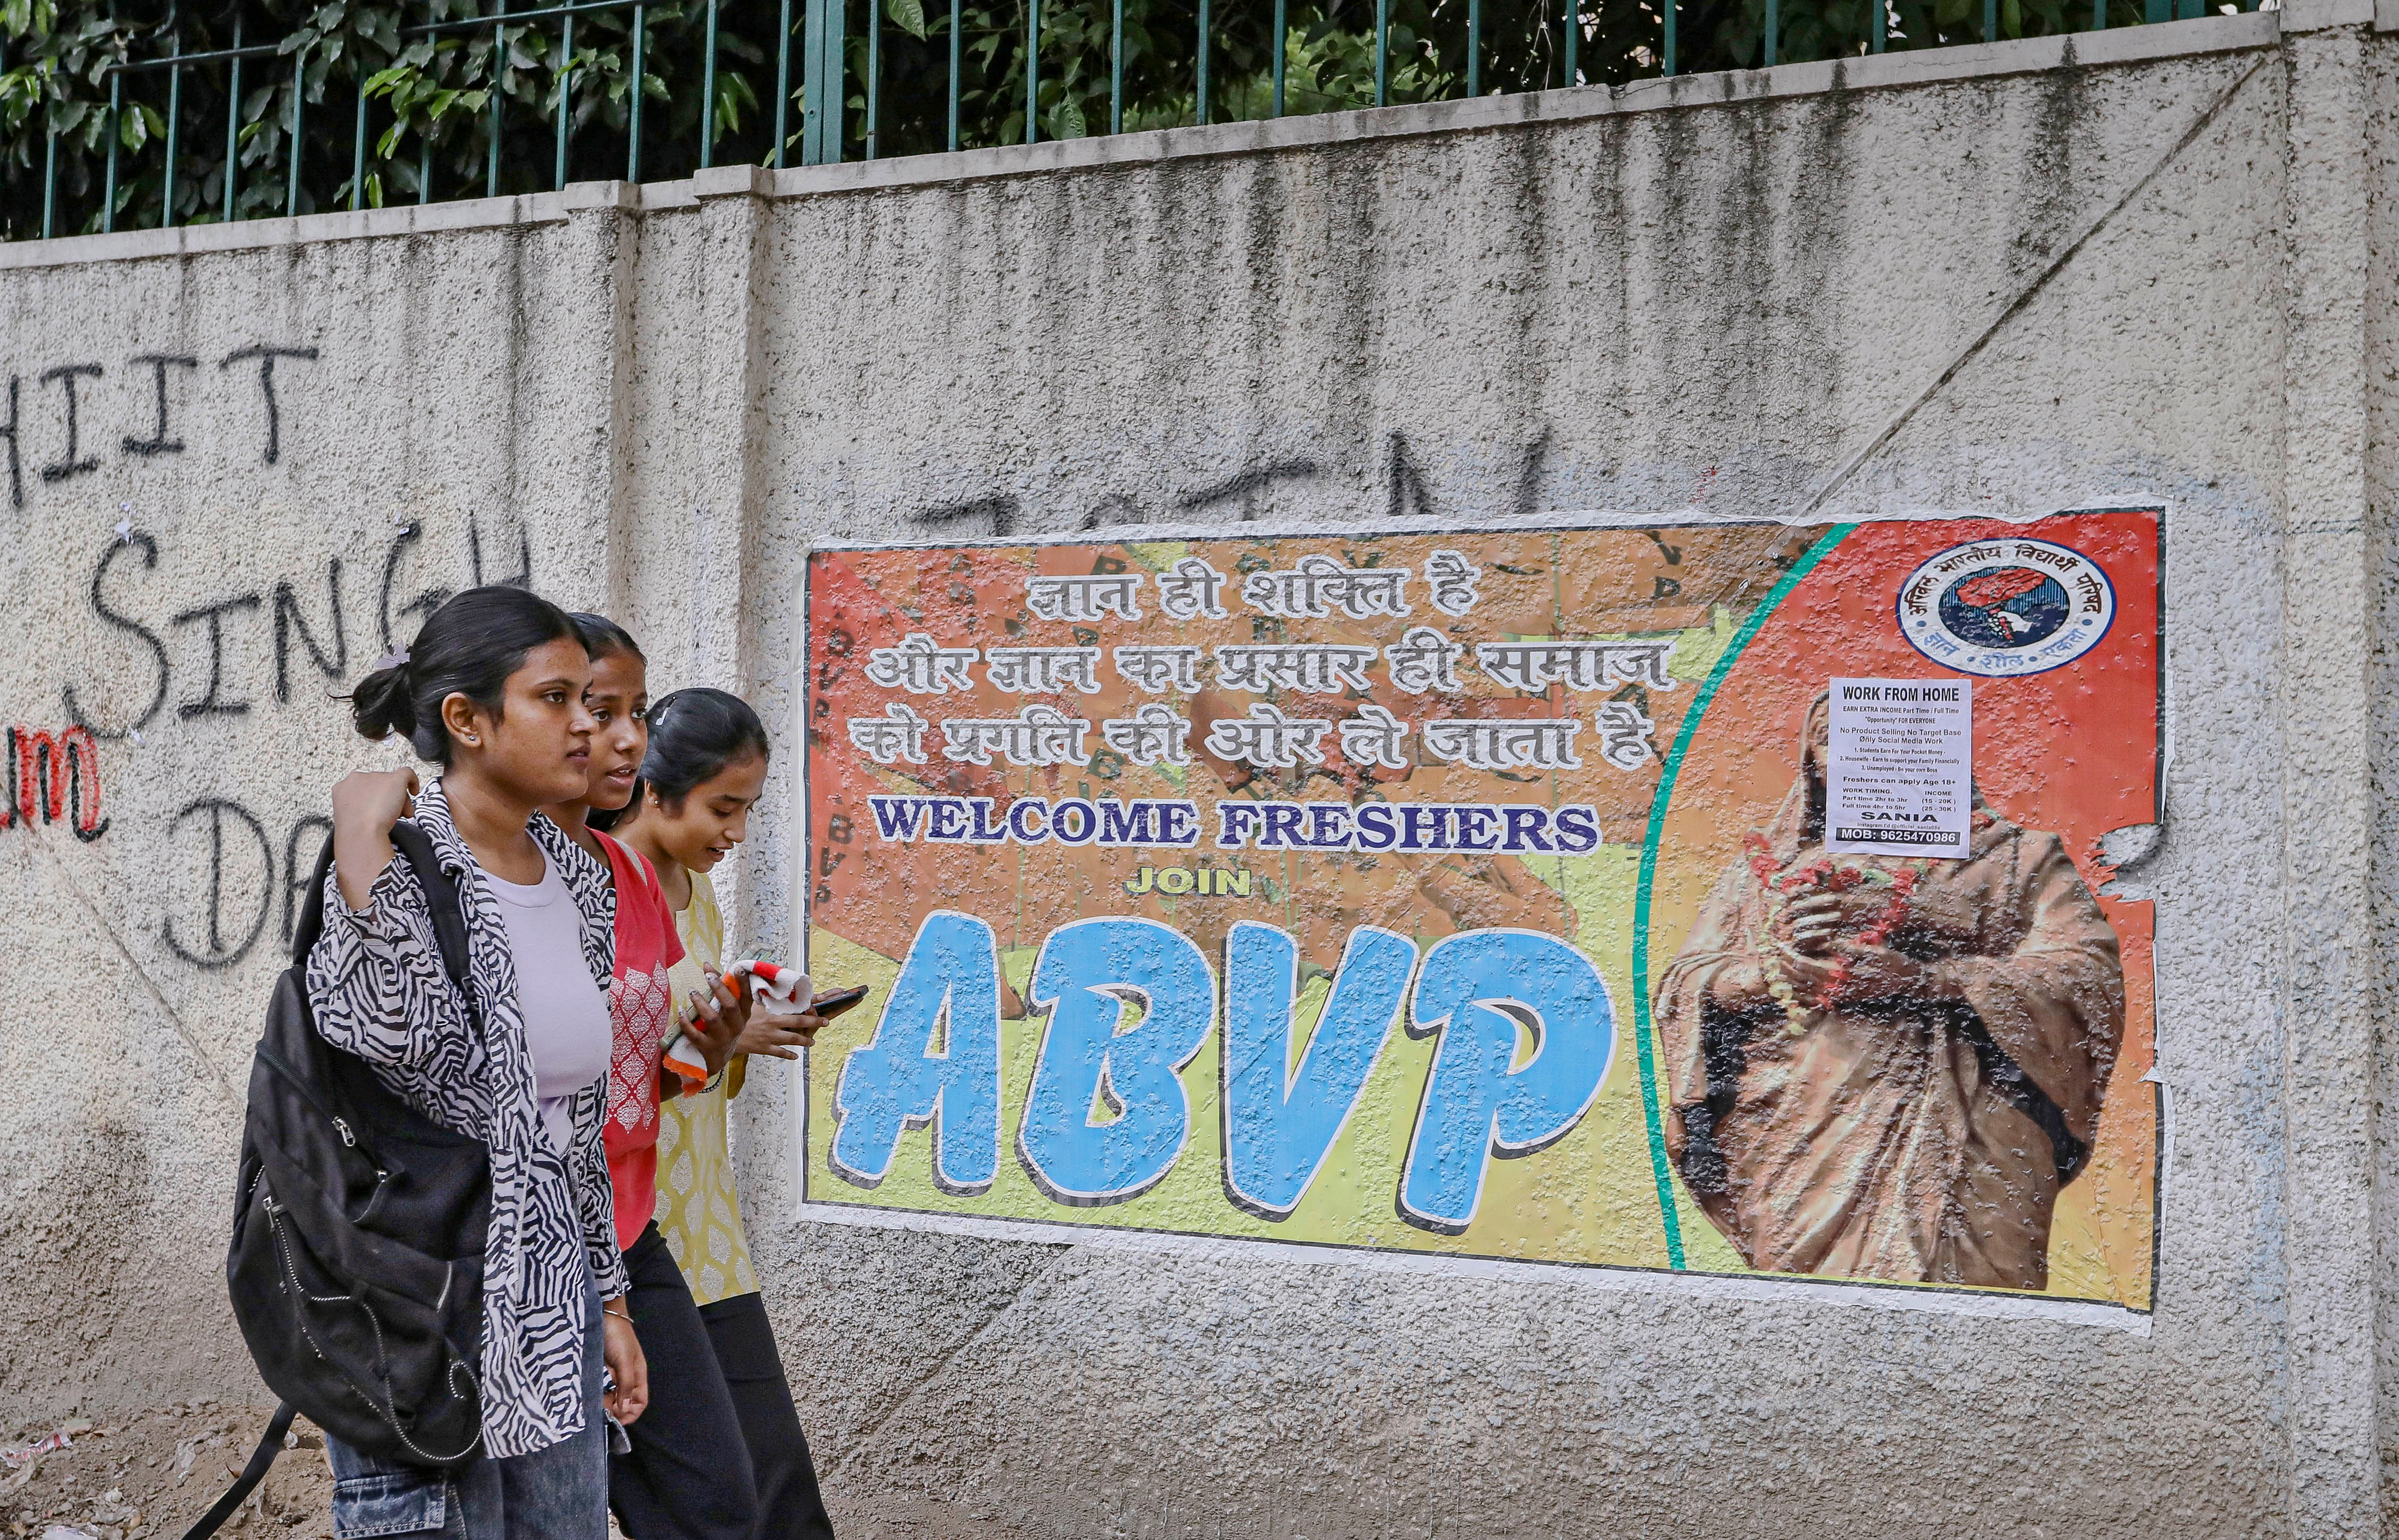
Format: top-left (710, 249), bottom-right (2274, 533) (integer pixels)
top-left (221, 822), bottom-right (491, 1484)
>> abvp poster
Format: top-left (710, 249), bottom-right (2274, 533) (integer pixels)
top-left (797, 509), bottom-right (2162, 1314)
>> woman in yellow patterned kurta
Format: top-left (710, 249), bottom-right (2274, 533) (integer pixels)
top-left (616, 688), bottom-right (836, 1540)
top-left (655, 875), bottom-right (760, 1306)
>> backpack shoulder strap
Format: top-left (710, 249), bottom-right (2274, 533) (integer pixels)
top-left (286, 821), bottom-right (474, 998)
top-left (288, 834), bottom-right (337, 967)
top-left (388, 820), bottom-right (476, 997)
top-left (176, 1403), bottom-right (296, 1540)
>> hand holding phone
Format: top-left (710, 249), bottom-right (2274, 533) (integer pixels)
top-left (731, 982), bottom-right (868, 1059)
top-left (809, 984), bottom-right (870, 1019)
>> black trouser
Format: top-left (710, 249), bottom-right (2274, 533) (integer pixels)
top-left (701, 1292), bottom-right (835, 1540)
top-left (610, 1223), bottom-right (835, 1540)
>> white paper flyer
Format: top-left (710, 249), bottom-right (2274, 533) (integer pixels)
top-left (1825, 677), bottom-right (1974, 856)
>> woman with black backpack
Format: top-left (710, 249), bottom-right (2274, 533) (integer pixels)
top-left (307, 586), bottom-right (650, 1539)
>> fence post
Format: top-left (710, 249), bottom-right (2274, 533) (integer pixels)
top-left (103, 41), bottom-right (120, 234)
top-left (42, 130), bottom-right (57, 238)
top-left (487, 0), bottom-right (506, 197)
top-left (1198, 0), bottom-right (1210, 124)
top-left (224, 8), bottom-right (241, 221)
top-left (165, 7), bottom-right (183, 226)
top-left (1025, 0), bottom-right (1039, 142)
top-left (867, 0), bottom-right (881, 158)
top-left (823, 0), bottom-right (845, 161)
top-left (1270, 0), bottom-right (1284, 115)
top-left (353, 73), bottom-right (368, 209)
top-left (951, 0), bottom-right (964, 147)
top-left (701, 0), bottom-right (719, 166)
top-left (629, 2), bottom-right (646, 180)
top-left (774, 0), bottom-right (792, 167)
top-left (286, 44), bottom-right (305, 217)
top-left (802, 0), bottom-right (842, 163)
top-left (801, 0), bottom-right (821, 161)
top-left (1561, 0), bottom-right (1576, 85)
top-left (1374, 0), bottom-right (1387, 104)
top-left (555, 8), bottom-right (574, 187)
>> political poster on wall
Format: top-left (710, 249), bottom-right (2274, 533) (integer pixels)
top-left (798, 509), bottom-right (2161, 1313)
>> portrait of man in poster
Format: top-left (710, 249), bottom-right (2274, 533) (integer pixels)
top-left (1654, 691), bottom-right (2126, 1292)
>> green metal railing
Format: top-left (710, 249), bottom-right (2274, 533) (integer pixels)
top-left (3, 0), bottom-right (2247, 240)
top-left (70, 0), bottom-right (721, 230)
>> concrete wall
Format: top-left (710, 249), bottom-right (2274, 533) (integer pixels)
top-left (1, 4), bottom-right (2390, 1533)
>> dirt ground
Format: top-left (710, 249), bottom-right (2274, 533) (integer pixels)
top-left (3, 1404), bottom-right (1039, 1540)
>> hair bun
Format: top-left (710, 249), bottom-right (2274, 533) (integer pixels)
top-left (350, 662), bottom-right (419, 743)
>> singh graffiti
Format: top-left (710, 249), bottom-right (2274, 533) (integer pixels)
top-left (798, 509), bottom-right (2162, 1311)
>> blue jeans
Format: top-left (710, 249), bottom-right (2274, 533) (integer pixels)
top-left (327, 1286), bottom-right (609, 1540)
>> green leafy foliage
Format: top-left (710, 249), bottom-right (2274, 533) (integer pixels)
top-left (0, 0), bottom-right (2206, 238)
top-left (0, 0), bottom-right (801, 236)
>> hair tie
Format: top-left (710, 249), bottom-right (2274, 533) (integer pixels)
top-left (373, 648), bottom-right (411, 673)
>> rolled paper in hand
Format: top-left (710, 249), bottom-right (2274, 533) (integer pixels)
top-left (661, 1028), bottom-right (711, 1093)
top-left (662, 1017), bottom-right (705, 1094)
top-left (725, 958), bottom-right (813, 1016)
top-left (663, 959), bottom-right (815, 1090)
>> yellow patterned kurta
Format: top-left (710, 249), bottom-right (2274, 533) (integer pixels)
top-left (655, 871), bottom-right (760, 1306)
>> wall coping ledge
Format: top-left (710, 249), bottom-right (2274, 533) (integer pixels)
top-left (747, 9), bottom-right (2279, 203)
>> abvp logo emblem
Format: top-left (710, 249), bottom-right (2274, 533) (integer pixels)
top-left (1896, 538), bottom-right (2114, 677)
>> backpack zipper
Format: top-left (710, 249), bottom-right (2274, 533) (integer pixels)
top-left (332, 1117), bottom-right (356, 1148)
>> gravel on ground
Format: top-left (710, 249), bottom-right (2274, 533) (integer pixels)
top-left (5, 1404), bottom-right (1040, 1540)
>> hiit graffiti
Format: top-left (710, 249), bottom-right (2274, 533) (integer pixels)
top-left (0, 344), bottom-right (321, 508)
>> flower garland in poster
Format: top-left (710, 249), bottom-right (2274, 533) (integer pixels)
top-left (1744, 834), bottom-right (1924, 1036)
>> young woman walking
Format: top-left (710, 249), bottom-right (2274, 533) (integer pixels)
top-left (309, 585), bottom-right (648, 1540)
top-left (537, 616), bottom-right (763, 1540)
top-left (613, 687), bottom-right (838, 1540)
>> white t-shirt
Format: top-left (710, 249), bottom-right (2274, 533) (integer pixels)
top-left (481, 844), bottom-right (611, 1157)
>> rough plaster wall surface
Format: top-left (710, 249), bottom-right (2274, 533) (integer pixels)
top-left (0, 12), bottom-right (2385, 1537)
top-left (2367, 24), bottom-right (2399, 1534)
top-left (724, 37), bottom-right (2304, 1540)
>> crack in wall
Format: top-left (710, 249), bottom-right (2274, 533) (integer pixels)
top-left (31, 823), bottom-right (240, 1115)
top-left (1798, 49), bottom-right (2274, 517)
top-left (825, 1241), bottom-right (1077, 1477)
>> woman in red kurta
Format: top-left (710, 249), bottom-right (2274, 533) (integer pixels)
top-left (542, 615), bottom-right (765, 1540)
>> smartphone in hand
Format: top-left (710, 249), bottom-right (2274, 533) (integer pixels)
top-left (810, 984), bottom-right (870, 1019)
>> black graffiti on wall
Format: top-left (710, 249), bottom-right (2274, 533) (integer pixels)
top-left (0, 344), bottom-right (321, 508)
top-left (37, 509), bottom-right (528, 967)
top-left (905, 430), bottom-right (1556, 539)
top-left (63, 516), bottom-right (532, 740)
top-left (161, 800), bottom-right (332, 969)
